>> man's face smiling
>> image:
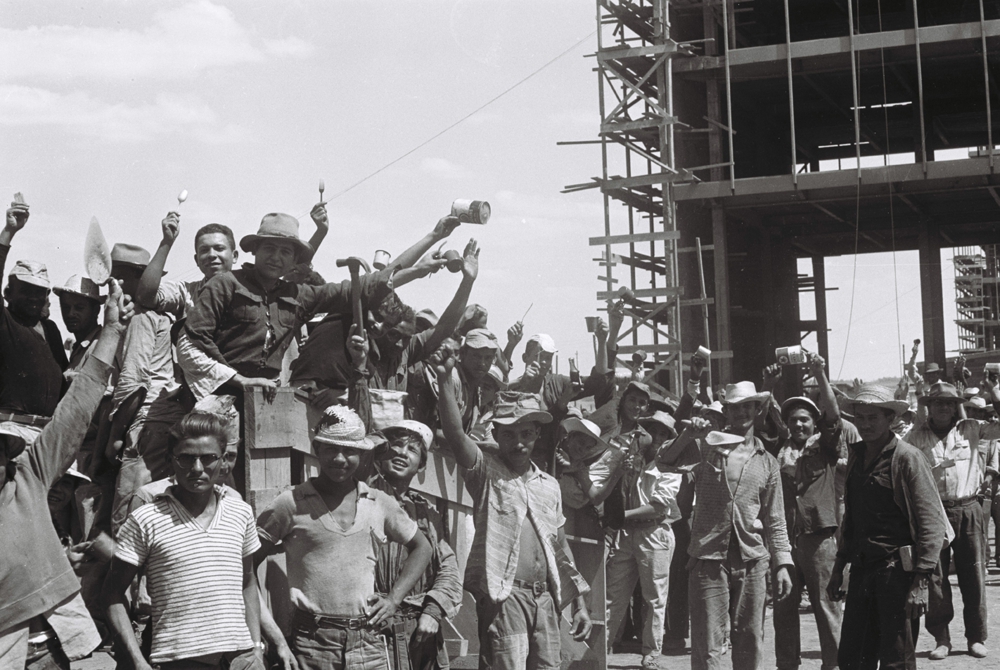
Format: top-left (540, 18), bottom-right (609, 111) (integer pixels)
top-left (378, 433), bottom-right (423, 483)
top-left (254, 240), bottom-right (297, 282)
top-left (620, 390), bottom-right (649, 423)
top-left (495, 421), bottom-right (540, 470)
top-left (195, 233), bottom-right (237, 280)
top-left (787, 408), bottom-right (816, 445)
top-left (170, 436), bottom-right (224, 494)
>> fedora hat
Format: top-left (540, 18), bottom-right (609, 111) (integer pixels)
top-left (483, 392), bottom-right (552, 426)
top-left (110, 243), bottom-right (154, 270)
top-left (240, 213), bottom-right (313, 261)
top-left (53, 275), bottom-right (102, 302)
top-left (721, 381), bottom-right (770, 406)
top-left (849, 383), bottom-right (910, 417)
top-left (924, 362), bottom-right (942, 374)
top-left (781, 396), bottom-right (821, 422)
top-left (918, 382), bottom-right (964, 406)
top-left (313, 405), bottom-right (375, 451)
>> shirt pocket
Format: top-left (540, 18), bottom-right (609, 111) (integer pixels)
top-left (229, 289), bottom-right (263, 323)
top-left (275, 296), bottom-right (301, 329)
top-left (488, 480), bottom-right (516, 516)
top-left (951, 438), bottom-right (972, 463)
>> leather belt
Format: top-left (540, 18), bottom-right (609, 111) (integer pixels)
top-left (294, 609), bottom-right (369, 631)
top-left (623, 518), bottom-right (660, 529)
top-left (512, 579), bottom-right (549, 597)
top-left (942, 495), bottom-right (979, 508)
top-left (0, 412), bottom-right (50, 427)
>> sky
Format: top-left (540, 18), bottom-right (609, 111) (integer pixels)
top-left (0, 1), bottom-right (962, 384)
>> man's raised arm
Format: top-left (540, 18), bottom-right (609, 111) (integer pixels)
top-left (136, 212), bottom-right (178, 309)
top-left (0, 202), bottom-right (29, 285)
top-left (435, 356), bottom-right (480, 468)
top-left (387, 215), bottom-right (460, 272)
top-left (424, 239), bottom-right (479, 353)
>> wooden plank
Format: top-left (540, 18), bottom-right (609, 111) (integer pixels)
top-left (245, 387), bottom-right (311, 454)
top-left (596, 287), bottom-right (681, 301)
top-left (411, 449), bottom-right (476, 508)
top-left (589, 230), bottom-right (680, 245)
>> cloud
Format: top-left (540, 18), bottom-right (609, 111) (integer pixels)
top-left (0, 85), bottom-right (245, 143)
top-left (0, 1), bottom-right (314, 83)
top-left (420, 157), bottom-right (467, 180)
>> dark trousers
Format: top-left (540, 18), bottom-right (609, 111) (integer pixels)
top-left (839, 559), bottom-right (916, 670)
top-left (773, 529), bottom-right (842, 670)
top-left (926, 499), bottom-right (988, 645)
top-left (663, 518), bottom-right (690, 644)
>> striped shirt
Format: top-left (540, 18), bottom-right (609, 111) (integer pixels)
top-left (463, 450), bottom-right (589, 609)
top-left (115, 486), bottom-right (260, 663)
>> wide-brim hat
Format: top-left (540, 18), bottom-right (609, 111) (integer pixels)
top-left (240, 213), bottom-right (313, 261)
top-left (560, 417), bottom-right (611, 459)
top-left (924, 363), bottom-right (942, 374)
top-left (722, 381), bottom-right (770, 405)
top-left (313, 405), bottom-right (375, 451)
top-left (964, 396), bottom-right (994, 413)
top-left (110, 243), bottom-right (154, 270)
top-left (849, 383), bottom-right (910, 417)
top-left (781, 396), bottom-right (821, 422)
top-left (639, 410), bottom-right (678, 437)
top-left (382, 420), bottom-right (433, 452)
top-left (701, 400), bottom-right (726, 419)
top-left (705, 431), bottom-right (746, 447)
top-left (53, 274), bottom-right (102, 302)
top-left (483, 392), bottom-right (553, 426)
top-left (918, 381), bottom-right (964, 406)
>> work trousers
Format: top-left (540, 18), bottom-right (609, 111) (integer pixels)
top-left (158, 648), bottom-right (263, 670)
top-left (839, 558), bottom-right (916, 670)
top-left (926, 499), bottom-right (988, 645)
top-left (475, 585), bottom-right (561, 670)
top-left (689, 539), bottom-right (768, 670)
top-left (663, 518), bottom-right (690, 645)
top-left (606, 524), bottom-right (674, 658)
top-left (291, 620), bottom-right (391, 670)
top-left (773, 529), bottom-right (842, 670)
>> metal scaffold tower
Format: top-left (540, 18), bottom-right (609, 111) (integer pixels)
top-left (954, 244), bottom-right (1000, 355)
top-left (565, 0), bottom-right (701, 396)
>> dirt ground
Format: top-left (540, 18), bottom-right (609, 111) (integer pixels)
top-left (74, 542), bottom-right (1000, 670)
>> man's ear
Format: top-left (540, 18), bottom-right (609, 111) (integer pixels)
top-left (233, 250), bottom-right (239, 262)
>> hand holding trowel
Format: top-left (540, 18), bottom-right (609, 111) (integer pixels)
top-left (84, 217), bottom-right (113, 287)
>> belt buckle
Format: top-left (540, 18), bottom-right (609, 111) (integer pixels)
top-left (533, 581), bottom-right (545, 597)
top-left (347, 617), bottom-right (366, 631)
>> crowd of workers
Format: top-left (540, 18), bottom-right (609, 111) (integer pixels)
top-left (1, 195), bottom-right (999, 670)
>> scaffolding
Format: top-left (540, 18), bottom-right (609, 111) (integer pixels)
top-left (568, 1), bottom-right (1000, 385)
top-left (954, 244), bottom-right (1000, 354)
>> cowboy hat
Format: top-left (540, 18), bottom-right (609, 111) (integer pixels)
top-left (483, 392), bottom-right (552, 426)
top-left (721, 381), bottom-right (770, 405)
top-left (849, 383), bottom-right (910, 417)
top-left (964, 396), bottom-right (995, 413)
top-left (918, 382), bottom-right (964, 406)
top-left (240, 213), bottom-right (313, 261)
top-left (560, 417), bottom-right (612, 460)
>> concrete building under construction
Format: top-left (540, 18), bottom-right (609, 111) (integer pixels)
top-left (572, 0), bottom-right (1000, 392)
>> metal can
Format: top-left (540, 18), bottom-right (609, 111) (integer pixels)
top-left (985, 362), bottom-right (1000, 374)
top-left (775, 345), bottom-right (806, 365)
top-left (696, 345), bottom-right (712, 360)
top-left (451, 199), bottom-right (491, 225)
top-left (373, 250), bottom-right (391, 270)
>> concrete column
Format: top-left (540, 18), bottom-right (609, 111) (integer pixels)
top-left (812, 256), bottom-right (830, 369)
top-left (918, 223), bottom-right (947, 370)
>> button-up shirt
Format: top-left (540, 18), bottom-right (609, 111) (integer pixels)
top-left (775, 416), bottom-right (849, 538)
top-left (688, 435), bottom-right (793, 567)
top-left (904, 419), bottom-right (1000, 500)
top-left (632, 461), bottom-right (683, 530)
top-left (184, 265), bottom-right (393, 381)
top-left (462, 449), bottom-right (589, 608)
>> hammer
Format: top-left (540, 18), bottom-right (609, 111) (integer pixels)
top-left (336, 256), bottom-right (371, 333)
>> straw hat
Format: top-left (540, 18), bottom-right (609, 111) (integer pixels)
top-left (53, 275), bottom-right (102, 302)
top-left (849, 383), bottom-right (910, 417)
top-left (313, 405), bottom-right (375, 451)
top-left (721, 381), bottom-right (770, 405)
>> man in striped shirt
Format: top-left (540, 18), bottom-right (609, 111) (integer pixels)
top-left (105, 412), bottom-right (263, 670)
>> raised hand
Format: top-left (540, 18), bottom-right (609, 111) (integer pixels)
top-left (507, 321), bottom-right (524, 347)
top-left (161, 211), bottom-right (180, 244)
top-left (432, 215), bottom-right (461, 240)
top-left (104, 279), bottom-right (135, 332)
top-left (594, 317), bottom-right (609, 343)
top-left (310, 202), bottom-right (330, 230)
top-left (5, 204), bottom-right (28, 233)
top-left (462, 238), bottom-right (480, 282)
top-left (346, 323), bottom-right (369, 371)
top-left (808, 352), bottom-right (826, 376)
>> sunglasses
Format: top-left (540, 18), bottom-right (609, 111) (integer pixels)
top-left (172, 454), bottom-right (222, 469)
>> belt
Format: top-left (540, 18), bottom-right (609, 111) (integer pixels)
top-left (942, 495), bottom-right (979, 508)
top-left (0, 412), bottom-right (50, 427)
top-left (512, 579), bottom-right (549, 597)
top-left (294, 609), bottom-right (369, 631)
top-left (623, 518), bottom-right (660, 529)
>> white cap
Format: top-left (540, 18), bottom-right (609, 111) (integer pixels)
top-left (526, 333), bottom-right (557, 353)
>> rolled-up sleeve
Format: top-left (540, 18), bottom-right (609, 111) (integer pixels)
top-left (424, 539), bottom-right (463, 620)
top-left (176, 331), bottom-right (237, 402)
top-left (298, 268), bottom-right (395, 317)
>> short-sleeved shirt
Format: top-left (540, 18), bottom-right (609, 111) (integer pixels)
top-left (904, 418), bottom-right (1000, 500)
top-left (775, 416), bottom-right (849, 537)
top-left (256, 479), bottom-right (418, 617)
top-left (463, 450), bottom-right (589, 608)
top-left (114, 486), bottom-right (260, 663)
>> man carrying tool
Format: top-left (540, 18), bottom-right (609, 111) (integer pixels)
top-left (0, 200), bottom-right (69, 447)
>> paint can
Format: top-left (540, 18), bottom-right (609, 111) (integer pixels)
top-left (451, 199), bottom-right (491, 225)
top-left (775, 345), bottom-right (806, 365)
top-left (373, 250), bottom-right (391, 270)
